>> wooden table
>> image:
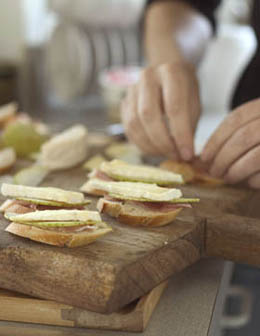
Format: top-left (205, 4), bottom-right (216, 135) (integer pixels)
top-left (0, 258), bottom-right (232, 336)
top-left (0, 106), bottom-right (235, 334)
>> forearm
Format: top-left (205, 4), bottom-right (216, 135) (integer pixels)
top-left (145, 0), bottom-right (213, 66)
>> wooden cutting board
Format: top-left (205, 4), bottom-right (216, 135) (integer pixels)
top-left (1, 165), bottom-right (260, 314)
top-left (0, 281), bottom-right (168, 332)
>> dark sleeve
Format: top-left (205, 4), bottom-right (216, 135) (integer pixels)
top-left (146, 0), bottom-right (221, 31)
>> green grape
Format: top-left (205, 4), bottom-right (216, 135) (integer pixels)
top-left (2, 122), bottom-right (48, 157)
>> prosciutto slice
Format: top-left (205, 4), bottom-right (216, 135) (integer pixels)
top-left (131, 201), bottom-right (191, 212)
top-left (1, 199), bottom-right (85, 216)
top-left (1, 199), bottom-right (35, 214)
top-left (89, 169), bottom-right (114, 181)
top-left (104, 195), bottom-right (191, 213)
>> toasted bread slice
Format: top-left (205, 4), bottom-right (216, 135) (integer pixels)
top-left (0, 102), bottom-right (17, 126)
top-left (40, 124), bottom-right (88, 170)
top-left (0, 147), bottom-right (16, 173)
top-left (160, 160), bottom-right (195, 183)
top-left (97, 198), bottom-right (182, 227)
top-left (160, 159), bottom-right (224, 186)
top-left (5, 222), bottom-right (112, 247)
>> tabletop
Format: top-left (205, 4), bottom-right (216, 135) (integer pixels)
top-left (0, 258), bottom-right (232, 336)
top-left (0, 103), bottom-right (232, 335)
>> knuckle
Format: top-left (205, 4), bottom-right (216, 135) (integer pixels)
top-left (159, 62), bottom-right (182, 76)
top-left (243, 120), bottom-right (260, 146)
top-left (127, 117), bottom-right (137, 131)
top-left (251, 147), bottom-right (260, 162)
top-left (236, 126), bottom-right (251, 147)
top-left (226, 166), bottom-right (240, 183)
top-left (248, 175), bottom-right (260, 189)
top-left (229, 110), bottom-right (243, 128)
top-left (158, 63), bottom-right (174, 75)
top-left (125, 111), bottom-right (137, 130)
top-left (140, 67), bottom-right (153, 81)
top-left (140, 106), bottom-right (151, 122)
top-left (169, 105), bottom-right (182, 118)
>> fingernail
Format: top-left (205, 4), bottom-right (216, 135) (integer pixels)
top-left (181, 147), bottom-right (192, 161)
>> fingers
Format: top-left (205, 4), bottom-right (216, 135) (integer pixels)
top-left (209, 118), bottom-right (260, 177)
top-left (121, 86), bottom-right (159, 155)
top-left (137, 69), bottom-right (179, 159)
top-left (248, 172), bottom-right (260, 189)
top-left (224, 145), bottom-right (260, 184)
top-left (122, 63), bottom-right (201, 160)
top-left (159, 63), bottom-right (197, 161)
top-left (201, 98), bottom-right (260, 163)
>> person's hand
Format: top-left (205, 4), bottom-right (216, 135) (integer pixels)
top-left (121, 62), bottom-right (201, 160)
top-left (201, 98), bottom-right (260, 188)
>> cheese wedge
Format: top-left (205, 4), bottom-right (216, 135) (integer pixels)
top-left (100, 160), bottom-right (183, 185)
top-left (0, 102), bottom-right (17, 125)
top-left (0, 147), bottom-right (16, 172)
top-left (81, 178), bottom-right (182, 201)
top-left (2, 183), bottom-right (85, 205)
top-left (7, 209), bottom-right (101, 224)
top-left (4, 220), bottom-right (99, 228)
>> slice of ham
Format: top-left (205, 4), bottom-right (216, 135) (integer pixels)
top-left (133, 201), bottom-right (191, 212)
top-left (0, 199), bottom-right (16, 213)
top-left (89, 169), bottom-right (114, 181)
top-left (1, 199), bottom-right (35, 214)
top-left (104, 195), bottom-right (191, 213)
top-left (2, 199), bottom-right (85, 215)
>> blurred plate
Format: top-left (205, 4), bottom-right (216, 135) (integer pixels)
top-left (122, 28), bottom-right (140, 65)
top-left (48, 0), bottom-right (146, 27)
top-left (46, 21), bottom-right (94, 101)
top-left (91, 28), bottom-right (110, 74)
top-left (106, 28), bottom-right (125, 66)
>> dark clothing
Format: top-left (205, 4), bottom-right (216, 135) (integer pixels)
top-left (146, 0), bottom-right (260, 109)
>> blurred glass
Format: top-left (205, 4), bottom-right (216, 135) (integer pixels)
top-left (99, 66), bottom-right (141, 124)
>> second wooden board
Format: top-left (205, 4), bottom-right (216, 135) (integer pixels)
top-left (0, 281), bottom-right (168, 332)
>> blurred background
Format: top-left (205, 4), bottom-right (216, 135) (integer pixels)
top-left (0, 0), bottom-right (259, 335)
top-left (0, 0), bottom-right (256, 133)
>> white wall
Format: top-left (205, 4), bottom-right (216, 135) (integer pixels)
top-left (0, 0), bottom-right (24, 63)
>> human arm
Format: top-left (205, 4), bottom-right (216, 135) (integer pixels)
top-left (121, 0), bottom-right (216, 160)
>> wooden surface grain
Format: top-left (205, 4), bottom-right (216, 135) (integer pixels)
top-left (0, 259), bottom-right (225, 336)
top-left (0, 281), bottom-right (168, 332)
top-left (1, 161), bottom-right (260, 316)
top-left (0, 166), bottom-right (204, 314)
top-left (206, 214), bottom-right (260, 265)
